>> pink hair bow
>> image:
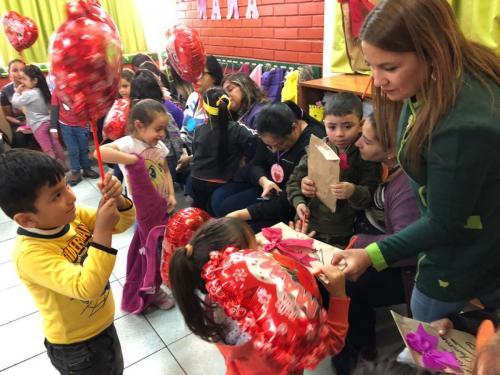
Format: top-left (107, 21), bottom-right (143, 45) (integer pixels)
top-left (405, 324), bottom-right (462, 372)
top-left (261, 227), bottom-right (316, 267)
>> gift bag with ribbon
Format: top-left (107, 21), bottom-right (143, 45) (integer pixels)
top-left (308, 134), bottom-right (340, 212)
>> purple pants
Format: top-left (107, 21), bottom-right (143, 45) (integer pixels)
top-left (33, 121), bottom-right (65, 162)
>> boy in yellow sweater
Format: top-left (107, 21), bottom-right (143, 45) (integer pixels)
top-left (0, 149), bottom-right (135, 374)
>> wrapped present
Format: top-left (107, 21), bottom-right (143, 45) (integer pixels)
top-left (256, 222), bottom-right (343, 276)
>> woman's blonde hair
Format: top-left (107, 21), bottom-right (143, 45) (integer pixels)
top-left (361, 0), bottom-right (500, 173)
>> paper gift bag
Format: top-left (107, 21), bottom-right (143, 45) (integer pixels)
top-left (391, 311), bottom-right (475, 374)
top-left (308, 134), bottom-right (340, 212)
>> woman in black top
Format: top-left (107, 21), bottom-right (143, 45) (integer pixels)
top-left (218, 101), bottom-right (325, 232)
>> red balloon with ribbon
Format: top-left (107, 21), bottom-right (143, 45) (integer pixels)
top-left (165, 25), bottom-right (206, 84)
top-left (50, 0), bottom-right (122, 181)
top-left (2, 11), bottom-right (39, 54)
top-left (203, 247), bottom-right (332, 372)
top-left (160, 208), bottom-right (211, 287)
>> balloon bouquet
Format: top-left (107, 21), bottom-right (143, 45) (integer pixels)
top-left (49, 0), bottom-right (122, 181)
top-left (2, 11), bottom-right (39, 54)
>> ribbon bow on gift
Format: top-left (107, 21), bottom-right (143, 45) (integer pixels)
top-left (261, 227), bottom-right (316, 267)
top-left (405, 324), bottom-right (462, 372)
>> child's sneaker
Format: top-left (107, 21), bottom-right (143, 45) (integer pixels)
top-left (152, 289), bottom-right (175, 310)
top-left (68, 171), bottom-right (82, 186)
top-left (82, 168), bottom-right (99, 179)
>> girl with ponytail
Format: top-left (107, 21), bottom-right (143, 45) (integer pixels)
top-left (169, 217), bottom-right (350, 375)
top-left (190, 87), bottom-right (255, 214)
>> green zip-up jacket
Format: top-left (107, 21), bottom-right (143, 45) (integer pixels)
top-left (287, 138), bottom-right (381, 237)
top-left (366, 72), bottom-right (500, 302)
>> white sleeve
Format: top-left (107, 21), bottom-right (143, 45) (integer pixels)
top-left (111, 136), bottom-right (135, 153)
top-left (11, 90), bottom-right (39, 108)
top-left (157, 140), bottom-right (169, 157)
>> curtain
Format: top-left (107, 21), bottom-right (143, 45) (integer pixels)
top-left (0, 0), bottom-right (67, 65)
top-left (100, 0), bottom-right (147, 54)
top-left (1, 0), bottom-right (147, 66)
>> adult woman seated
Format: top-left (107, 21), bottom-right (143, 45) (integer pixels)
top-left (324, 113), bottom-right (420, 374)
top-left (222, 73), bottom-right (268, 130)
top-left (217, 101), bottom-right (325, 232)
top-left (219, 73), bottom-right (268, 184)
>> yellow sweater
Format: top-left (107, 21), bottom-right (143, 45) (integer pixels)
top-left (12, 201), bottom-right (135, 344)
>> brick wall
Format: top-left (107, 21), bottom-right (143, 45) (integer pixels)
top-left (177, 0), bottom-right (324, 65)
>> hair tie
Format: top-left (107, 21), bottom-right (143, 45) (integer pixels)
top-left (203, 94), bottom-right (231, 117)
top-left (216, 94), bottom-right (231, 108)
top-left (185, 244), bottom-right (193, 257)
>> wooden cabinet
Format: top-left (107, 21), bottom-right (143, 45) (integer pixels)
top-left (299, 74), bottom-right (372, 113)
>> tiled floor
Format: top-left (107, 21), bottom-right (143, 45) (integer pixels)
top-left (0, 176), bottom-right (404, 374)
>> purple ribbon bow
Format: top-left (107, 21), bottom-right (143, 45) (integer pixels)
top-left (261, 227), bottom-right (316, 267)
top-left (405, 324), bottom-right (462, 372)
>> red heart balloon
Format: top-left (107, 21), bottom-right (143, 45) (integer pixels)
top-left (2, 11), bottom-right (39, 53)
top-left (165, 25), bottom-right (206, 84)
top-left (202, 248), bottom-right (332, 371)
top-left (160, 208), bottom-right (212, 287)
top-left (49, 0), bottom-right (122, 123)
top-left (103, 98), bottom-right (130, 140)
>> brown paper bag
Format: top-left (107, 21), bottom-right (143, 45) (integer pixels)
top-left (308, 134), bottom-right (340, 212)
top-left (391, 311), bottom-right (475, 374)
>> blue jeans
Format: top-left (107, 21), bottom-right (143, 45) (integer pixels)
top-left (59, 123), bottom-right (91, 172)
top-left (211, 182), bottom-right (261, 217)
top-left (410, 287), bottom-right (467, 322)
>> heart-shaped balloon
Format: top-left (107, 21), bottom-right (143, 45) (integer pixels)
top-left (160, 208), bottom-right (211, 287)
top-left (2, 11), bottom-right (39, 53)
top-left (203, 247), bottom-right (331, 371)
top-left (49, 0), bottom-right (122, 123)
top-left (103, 98), bottom-right (130, 140)
top-left (165, 25), bottom-right (205, 83)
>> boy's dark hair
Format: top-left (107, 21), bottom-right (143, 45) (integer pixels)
top-left (0, 149), bottom-right (65, 218)
top-left (203, 87), bottom-right (231, 165)
top-left (324, 92), bottom-right (363, 119)
top-left (127, 98), bottom-right (167, 134)
top-left (22, 64), bottom-right (51, 105)
top-left (205, 55), bottom-right (223, 86)
top-left (169, 217), bottom-right (254, 342)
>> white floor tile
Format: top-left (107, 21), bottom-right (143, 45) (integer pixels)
top-left (0, 208), bottom-right (11, 224)
top-left (0, 220), bottom-right (18, 242)
top-left (112, 245), bottom-right (130, 280)
top-left (112, 226), bottom-right (135, 252)
top-left (0, 261), bottom-right (21, 291)
top-left (1, 352), bottom-right (57, 375)
top-left (110, 279), bottom-right (128, 320)
top-left (72, 180), bottom-right (101, 203)
top-left (0, 283), bottom-right (38, 326)
top-left (114, 313), bottom-right (165, 368)
top-left (144, 305), bottom-right (191, 345)
top-left (0, 237), bottom-right (16, 264)
top-left (168, 334), bottom-right (226, 375)
top-left (124, 348), bottom-right (184, 375)
top-left (0, 312), bottom-right (46, 370)
top-left (78, 195), bottom-right (101, 209)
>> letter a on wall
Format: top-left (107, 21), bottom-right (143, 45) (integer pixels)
top-left (246, 0), bottom-right (259, 19)
top-left (227, 0), bottom-right (239, 19)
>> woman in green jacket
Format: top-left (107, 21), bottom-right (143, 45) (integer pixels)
top-left (334, 0), bottom-right (500, 322)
